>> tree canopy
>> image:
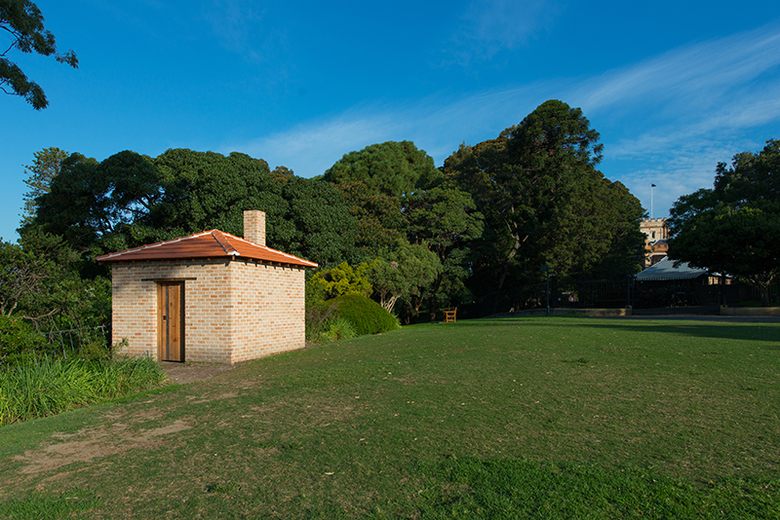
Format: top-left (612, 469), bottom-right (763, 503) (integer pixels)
top-left (365, 239), bottom-right (443, 317)
top-left (443, 100), bottom-right (645, 308)
top-left (19, 99), bottom-right (650, 324)
top-left (1, 0), bottom-right (77, 109)
top-left (668, 139), bottom-right (780, 305)
top-left (20, 146), bottom-right (68, 226)
top-left (25, 149), bottom-right (358, 268)
top-left (323, 141), bottom-right (440, 199)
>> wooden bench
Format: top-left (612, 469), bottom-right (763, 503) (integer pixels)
top-left (443, 308), bottom-right (457, 323)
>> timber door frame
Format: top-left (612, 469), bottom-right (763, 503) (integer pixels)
top-left (157, 281), bottom-right (185, 362)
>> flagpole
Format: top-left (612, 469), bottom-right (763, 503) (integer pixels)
top-left (650, 183), bottom-right (656, 219)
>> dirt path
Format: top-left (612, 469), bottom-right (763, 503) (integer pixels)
top-left (159, 361), bottom-right (235, 384)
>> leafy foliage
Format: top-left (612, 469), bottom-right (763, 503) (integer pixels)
top-left (405, 183), bottom-right (485, 316)
top-left (0, 230), bottom-right (109, 326)
top-left (269, 176), bottom-right (359, 266)
top-left (365, 239), bottom-right (443, 318)
top-left (27, 148), bottom-right (357, 267)
top-left (323, 140), bottom-right (439, 199)
top-left (20, 147), bottom-right (68, 226)
top-left (0, 0), bottom-right (77, 109)
top-left (308, 261), bottom-right (374, 301)
top-left (0, 314), bottom-right (47, 361)
top-left (668, 139), bottom-right (780, 306)
top-left (443, 99), bottom-right (645, 309)
top-left (330, 180), bottom-right (406, 256)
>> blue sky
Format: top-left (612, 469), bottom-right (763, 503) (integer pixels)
top-left (3, 0), bottom-right (780, 242)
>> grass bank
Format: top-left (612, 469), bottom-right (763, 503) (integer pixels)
top-left (1, 317), bottom-right (779, 518)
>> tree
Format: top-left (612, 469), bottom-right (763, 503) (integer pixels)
top-left (308, 261), bottom-right (374, 301)
top-left (323, 141), bottom-right (439, 199)
top-left (20, 146), bottom-right (68, 226)
top-left (443, 100), bottom-right (643, 307)
top-left (27, 148), bottom-right (359, 267)
top-left (270, 176), bottom-right (359, 266)
top-left (0, 230), bottom-right (109, 331)
top-left (25, 152), bottom-right (103, 253)
top-left (365, 239), bottom-right (442, 319)
top-left (333, 180), bottom-right (406, 256)
top-left (1, 0), bottom-right (77, 109)
top-left (324, 141), bottom-right (446, 257)
top-left (405, 183), bottom-right (485, 316)
top-left (668, 139), bottom-right (780, 306)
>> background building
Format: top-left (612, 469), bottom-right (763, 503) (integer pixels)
top-left (640, 218), bottom-right (669, 267)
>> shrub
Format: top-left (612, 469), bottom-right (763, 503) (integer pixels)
top-left (0, 315), bottom-right (49, 361)
top-left (330, 294), bottom-right (399, 336)
top-left (323, 317), bottom-right (358, 342)
top-left (306, 294), bottom-right (335, 343)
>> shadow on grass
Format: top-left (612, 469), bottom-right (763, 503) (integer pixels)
top-left (416, 456), bottom-right (780, 519)
top-left (447, 316), bottom-right (780, 346)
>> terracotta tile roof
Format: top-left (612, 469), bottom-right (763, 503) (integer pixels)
top-left (96, 230), bottom-right (318, 268)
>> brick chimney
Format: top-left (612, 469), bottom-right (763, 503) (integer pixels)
top-left (243, 210), bottom-right (266, 246)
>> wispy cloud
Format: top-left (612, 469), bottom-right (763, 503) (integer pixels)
top-left (221, 85), bottom-right (552, 176)
top-left (567, 22), bottom-right (780, 215)
top-left (227, 112), bottom-right (401, 176)
top-left (204, 0), bottom-right (280, 63)
top-left (449, 0), bottom-right (563, 63)
top-left (223, 21), bottom-right (780, 216)
top-left (575, 22), bottom-right (780, 114)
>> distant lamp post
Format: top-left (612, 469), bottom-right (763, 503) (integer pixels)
top-left (540, 265), bottom-right (555, 315)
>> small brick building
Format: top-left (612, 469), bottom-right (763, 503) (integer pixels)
top-left (97, 211), bottom-right (317, 364)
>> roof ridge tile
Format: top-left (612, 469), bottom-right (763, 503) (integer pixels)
top-left (96, 228), bottom-right (317, 268)
top-left (211, 230), bottom-right (240, 256)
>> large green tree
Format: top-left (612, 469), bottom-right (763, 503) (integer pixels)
top-left (323, 141), bottom-right (442, 256)
top-left (26, 148), bottom-right (358, 267)
top-left (25, 152), bottom-right (103, 253)
top-left (332, 180), bottom-right (407, 256)
top-left (20, 146), bottom-right (68, 226)
top-left (323, 140), bottom-right (486, 317)
top-left (365, 239), bottom-right (443, 319)
top-left (443, 100), bottom-right (644, 309)
top-left (1, 0), bottom-right (77, 109)
top-left (323, 141), bottom-right (440, 199)
top-left (668, 139), bottom-right (780, 306)
top-left (405, 183), bottom-right (485, 315)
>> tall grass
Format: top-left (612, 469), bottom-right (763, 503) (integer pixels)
top-left (0, 355), bottom-right (166, 426)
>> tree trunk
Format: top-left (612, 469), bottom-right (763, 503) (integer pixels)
top-left (759, 281), bottom-right (771, 307)
top-left (493, 227), bottom-right (527, 314)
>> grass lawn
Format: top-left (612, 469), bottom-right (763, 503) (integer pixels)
top-left (1, 316), bottom-right (779, 518)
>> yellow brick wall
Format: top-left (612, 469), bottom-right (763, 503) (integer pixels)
top-left (110, 258), bottom-right (306, 364)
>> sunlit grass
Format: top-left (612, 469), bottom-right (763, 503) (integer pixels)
top-left (1, 317), bottom-right (779, 518)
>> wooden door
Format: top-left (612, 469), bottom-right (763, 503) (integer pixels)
top-left (158, 282), bottom-right (185, 362)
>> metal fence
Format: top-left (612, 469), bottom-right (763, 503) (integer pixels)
top-left (41, 325), bottom-right (110, 356)
top-left (468, 277), bottom-right (778, 317)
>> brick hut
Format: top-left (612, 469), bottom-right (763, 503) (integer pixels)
top-left (96, 210), bottom-right (317, 364)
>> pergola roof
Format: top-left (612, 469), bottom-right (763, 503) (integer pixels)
top-left (96, 229), bottom-right (318, 268)
top-left (635, 256), bottom-right (707, 282)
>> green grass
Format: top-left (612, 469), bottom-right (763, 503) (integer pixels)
top-left (1, 316), bottom-right (779, 518)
